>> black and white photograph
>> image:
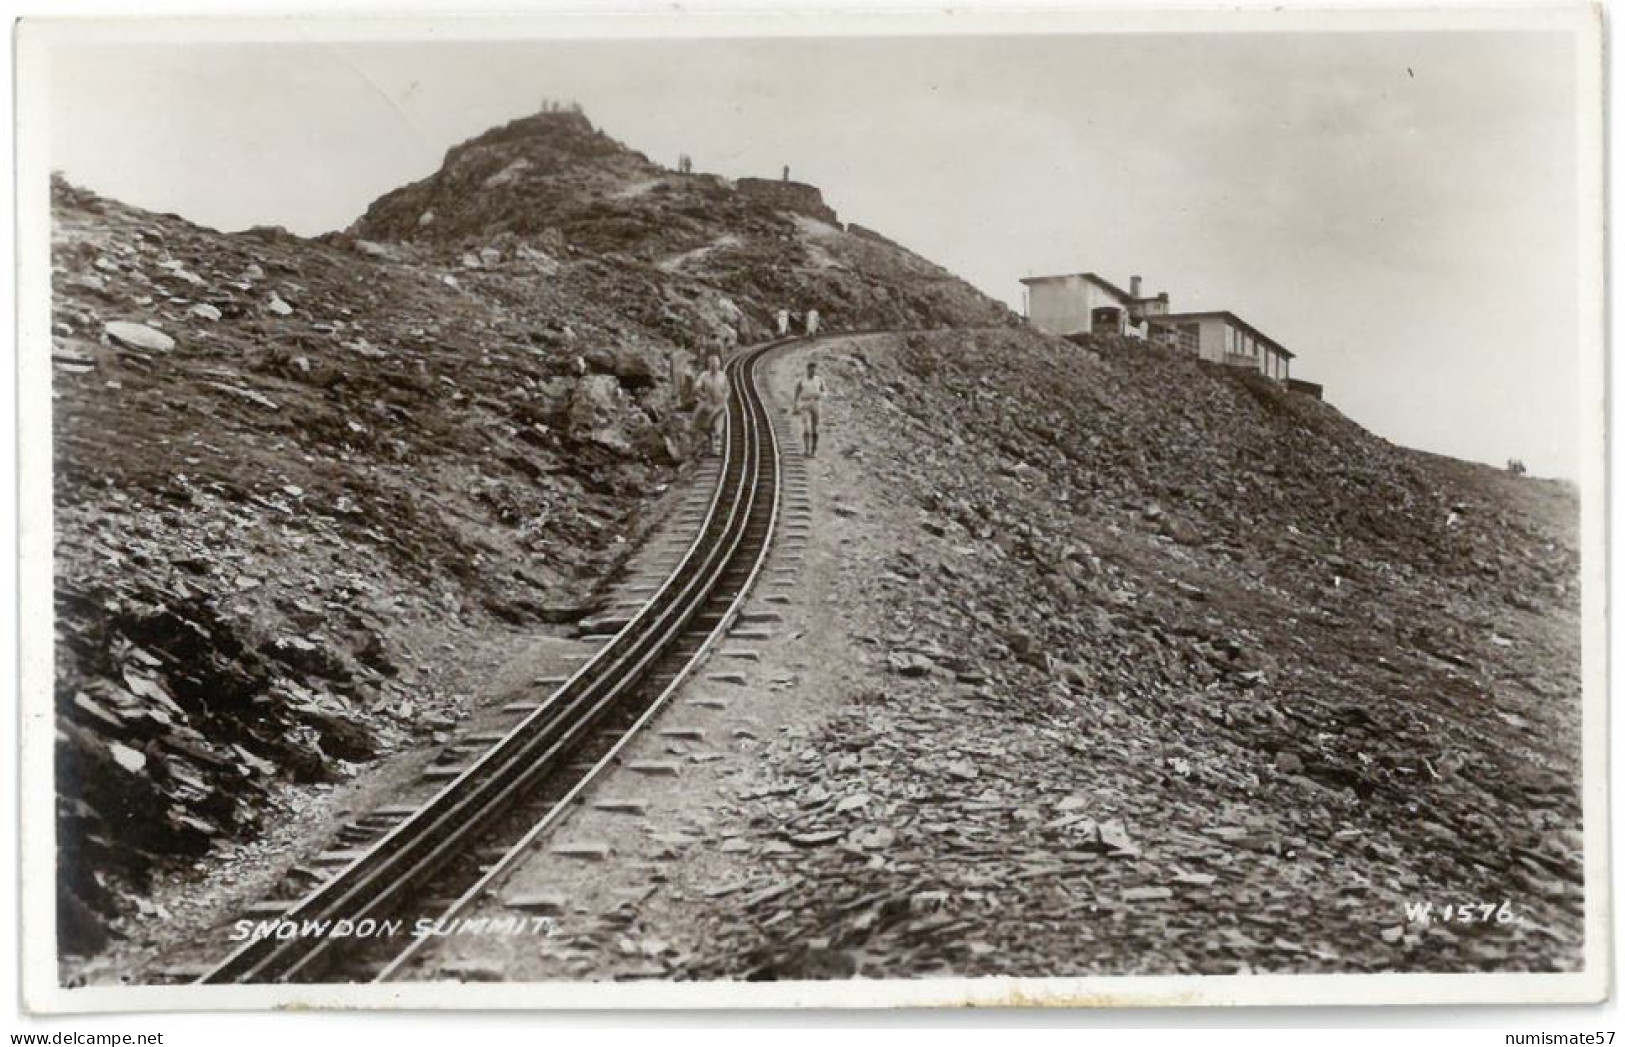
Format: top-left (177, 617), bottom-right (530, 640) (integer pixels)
top-left (14, 5), bottom-right (1608, 1013)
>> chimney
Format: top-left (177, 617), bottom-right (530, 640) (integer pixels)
top-left (1130, 275), bottom-right (1143, 299)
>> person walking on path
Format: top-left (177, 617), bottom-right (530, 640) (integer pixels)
top-left (671, 351), bottom-right (695, 409)
top-left (695, 353), bottom-right (730, 456)
top-left (805, 308), bottom-right (820, 337)
top-left (776, 308), bottom-right (790, 336)
top-left (792, 359), bottom-right (828, 456)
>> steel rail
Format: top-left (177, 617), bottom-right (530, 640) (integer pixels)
top-left (198, 336), bottom-right (795, 985)
top-left (372, 341), bottom-right (786, 981)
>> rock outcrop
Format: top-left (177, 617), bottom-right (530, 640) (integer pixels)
top-left (735, 178), bottom-right (840, 226)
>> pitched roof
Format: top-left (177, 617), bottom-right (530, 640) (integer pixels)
top-left (1151, 311), bottom-right (1295, 359)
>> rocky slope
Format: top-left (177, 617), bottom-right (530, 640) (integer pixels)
top-left (666, 330), bottom-right (1583, 978)
top-left (48, 109), bottom-right (1014, 957)
top-left (370, 328), bottom-right (1582, 983)
top-left (51, 105), bottom-right (1580, 979)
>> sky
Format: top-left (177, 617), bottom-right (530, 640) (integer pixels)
top-left (43, 27), bottom-right (1593, 478)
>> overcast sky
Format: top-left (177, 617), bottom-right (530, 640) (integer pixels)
top-left (45, 28), bottom-right (1591, 477)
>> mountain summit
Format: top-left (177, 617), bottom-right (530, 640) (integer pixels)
top-left (48, 106), bottom-right (1578, 980)
top-left (48, 107), bottom-right (1012, 958)
top-left (341, 108), bottom-right (1013, 342)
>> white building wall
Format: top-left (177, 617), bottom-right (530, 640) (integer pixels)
top-left (1026, 277), bottom-right (1122, 336)
top-left (1194, 317), bottom-right (1229, 363)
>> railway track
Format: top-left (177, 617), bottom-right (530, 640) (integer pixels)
top-left (199, 335), bottom-right (797, 984)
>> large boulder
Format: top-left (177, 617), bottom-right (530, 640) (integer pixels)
top-left (582, 344), bottom-right (662, 390)
top-left (103, 321), bottom-right (175, 353)
top-left (568, 375), bottom-right (638, 451)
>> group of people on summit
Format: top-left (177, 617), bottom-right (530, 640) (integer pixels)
top-left (691, 307), bottom-right (827, 460)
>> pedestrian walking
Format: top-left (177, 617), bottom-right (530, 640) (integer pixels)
top-left (792, 359), bottom-right (828, 456)
top-left (694, 353), bottom-right (730, 456)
